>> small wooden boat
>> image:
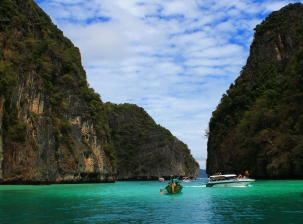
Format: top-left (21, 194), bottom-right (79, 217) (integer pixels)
top-left (164, 177), bottom-right (183, 194)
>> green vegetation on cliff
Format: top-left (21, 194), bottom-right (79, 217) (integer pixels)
top-left (0, 0), bottom-right (114, 182)
top-left (106, 103), bottom-right (199, 179)
top-left (207, 3), bottom-right (303, 179)
top-left (0, 0), bottom-right (199, 183)
top-left (0, 0), bottom-right (108, 137)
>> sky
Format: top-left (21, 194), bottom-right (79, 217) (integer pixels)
top-left (35, 0), bottom-right (303, 169)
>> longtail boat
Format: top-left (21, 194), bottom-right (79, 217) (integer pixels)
top-left (164, 177), bottom-right (183, 194)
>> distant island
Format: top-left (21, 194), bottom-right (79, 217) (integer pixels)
top-left (198, 169), bottom-right (207, 178)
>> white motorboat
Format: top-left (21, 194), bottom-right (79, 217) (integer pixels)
top-left (206, 174), bottom-right (255, 187)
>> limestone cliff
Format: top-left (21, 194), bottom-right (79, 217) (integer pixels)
top-left (207, 3), bottom-right (303, 179)
top-left (0, 0), bottom-right (115, 183)
top-left (0, 0), bottom-right (199, 183)
top-left (106, 103), bottom-right (199, 180)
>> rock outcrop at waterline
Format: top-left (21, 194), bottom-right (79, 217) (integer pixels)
top-left (106, 103), bottom-right (199, 180)
top-left (207, 3), bottom-right (303, 179)
top-left (0, 0), bottom-right (199, 184)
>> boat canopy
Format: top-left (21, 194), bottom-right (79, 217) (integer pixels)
top-left (209, 174), bottom-right (237, 178)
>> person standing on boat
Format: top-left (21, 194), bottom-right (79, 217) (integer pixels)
top-left (172, 182), bottom-right (176, 193)
top-left (245, 170), bottom-right (249, 178)
top-left (170, 175), bottom-right (176, 193)
top-left (172, 179), bottom-right (176, 193)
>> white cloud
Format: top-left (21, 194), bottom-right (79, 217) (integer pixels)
top-left (35, 0), bottom-right (303, 170)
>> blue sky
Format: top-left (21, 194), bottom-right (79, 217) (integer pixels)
top-left (35, 0), bottom-right (303, 169)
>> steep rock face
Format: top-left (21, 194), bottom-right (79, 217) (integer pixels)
top-left (0, 0), bottom-right (115, 183)
top-left (207, 3), bottom-right (303, 179)
top-left (106, 103), bottom-right (199, 180)
top-left (0, 96), bottom-right (4, 180)
top-left (0, 0), bottom-right (200, 184)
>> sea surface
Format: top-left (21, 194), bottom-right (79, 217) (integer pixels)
top-left (1, 179), bottom-right (303, 223)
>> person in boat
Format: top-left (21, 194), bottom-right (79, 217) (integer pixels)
top-left (169, 175), bottom-right (176, 193)
top-left (245, 170), bottom-right (249, 178)
top-left (171, 182), bottom-right (176, 193)
top-left (237, 174), bottom-right (242, 179)
top-left (171, 179), bottom-right (176, 193)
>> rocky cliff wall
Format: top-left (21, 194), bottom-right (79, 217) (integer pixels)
top-left (207, 3), bottom-right (303, 179)
top-left (0, 96), bottom-right (4, 180)
top-left (0, 0), bottom-right (199, 183)
top-left (0, 0), bottom-right (115, 183)
top-left (106, 103), bottom-right (199, 180)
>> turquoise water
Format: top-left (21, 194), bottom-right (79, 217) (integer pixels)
top-left (0, 179), bottom-right (303, 223)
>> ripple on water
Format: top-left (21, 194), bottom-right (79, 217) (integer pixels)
top-left (1, 180), bottom-right (303, 223)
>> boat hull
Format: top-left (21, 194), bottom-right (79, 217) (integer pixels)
top-left (165, 184), bottom-right (183, 194)
top-left (206, 179), bottom-right (255, 188)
